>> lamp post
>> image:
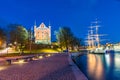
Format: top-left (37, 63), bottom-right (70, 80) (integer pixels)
top-left (7, 43), bottom-right (8, 54)
top-left (14, 41), bottom-right (17, 51)
top-left (29, 28), bottom-right (32, 53)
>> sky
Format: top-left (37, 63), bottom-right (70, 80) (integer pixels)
top-left (0, 0), bottom-right (120, 43)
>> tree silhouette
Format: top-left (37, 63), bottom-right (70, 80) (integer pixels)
top-left (55, 27), bottom-right (81, 51)
top-left (8, 24), bottom-right (28, 54)
top-left (0, 27), bottom-right (6, 48)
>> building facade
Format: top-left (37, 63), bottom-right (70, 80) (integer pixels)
top-left (34, 22), bottom-right (51, 44)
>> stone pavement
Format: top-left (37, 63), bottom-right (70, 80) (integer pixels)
top-left (0, 54), bottom-right (87, 80)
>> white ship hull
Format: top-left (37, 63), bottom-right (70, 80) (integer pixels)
top-left (91, 46), bottom-right (115, 54)
top-left (113, 44), bottom-right (120, 53)
top-left (92, 47), bottom-right (105, 54)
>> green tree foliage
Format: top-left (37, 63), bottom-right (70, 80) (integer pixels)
top-left (8, 24), bottom-right (28, 44)
top-left (55, 27), bottom-right (81, 51)
top-left (8, 24), bottom-right (28, 53)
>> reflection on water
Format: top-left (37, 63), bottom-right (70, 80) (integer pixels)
top-left (75, 53), bottom-right (120, 80)
top-left (87, 54), bottom-right (104, 80)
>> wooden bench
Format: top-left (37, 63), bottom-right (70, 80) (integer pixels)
top-left (5, 54), bottom-right (48, 65)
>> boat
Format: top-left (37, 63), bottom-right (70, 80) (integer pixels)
top-left (85, 19), bottom-right (113, 54)
top-left (104, 44), bottom-right (114, 53)
top-left (103, 43), bottom-right (120, 53)
top-left (85, 19), bottom-right (120, 53)
top-left (113, 43), bottom-right (120, 53)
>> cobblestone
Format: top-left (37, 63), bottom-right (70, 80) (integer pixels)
top-left (0, 54), bottom-right (77, 80)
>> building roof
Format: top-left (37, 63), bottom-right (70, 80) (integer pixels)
top-left (36, 22), bottom-right (48, 29)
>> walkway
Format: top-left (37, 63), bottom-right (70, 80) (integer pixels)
top-left (0, 54), bottom-right (87, 80)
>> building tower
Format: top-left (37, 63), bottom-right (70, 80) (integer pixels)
top-left (34, 20), bottom-right (37, 40)
top-left (48, 21), bottom-right (51, 44)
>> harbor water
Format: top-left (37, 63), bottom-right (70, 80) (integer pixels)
top-left (74, 52), bottom-right (120, 80)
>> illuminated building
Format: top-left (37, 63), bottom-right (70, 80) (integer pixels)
top-left (34, 22), bottom-right (51, 44)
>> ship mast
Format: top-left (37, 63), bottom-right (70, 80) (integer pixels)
top-left (85, 25), bottom-right (95, 48)
top-left (92, 20), bottom-right (100, 48)
top-left (89, 25), bottom-right (94, 47)
top-left (86, 19), bottom-right (105, 49)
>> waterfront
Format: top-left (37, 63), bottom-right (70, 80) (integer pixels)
top-left (0, 54), bottom-right (87, 80)
top-left (74, 53), bottom-right (120, 80)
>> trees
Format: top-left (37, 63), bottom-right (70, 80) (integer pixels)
top-left (8, 24), bottom-right (28, 44)
top-left (55, 27), bottom-right (81, 51)
top-left (8, 24), bottom-right (28, 53)
top-left (55, 27), bottom-right (72, 50)
top-left (0, 27), bottom-right (6, 48)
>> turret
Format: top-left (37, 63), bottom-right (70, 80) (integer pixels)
top-left (34, 20), bottom-right (37, 30)
top-left (48, 21), bottom-right (51, 44)
top-left (34, 20), bottom-right (37, 37)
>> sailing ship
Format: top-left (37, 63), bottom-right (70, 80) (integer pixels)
top-left (85, 20), bottom-right (114, 53)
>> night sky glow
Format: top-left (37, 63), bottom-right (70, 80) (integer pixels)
top-left (0, 0), bottom-right (120, 43)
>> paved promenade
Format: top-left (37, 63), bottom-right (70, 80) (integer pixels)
top-left (0, 54), bottom-right (87, 80)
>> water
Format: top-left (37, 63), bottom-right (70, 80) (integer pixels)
top-left (74, 53), bottom-right (120, 80)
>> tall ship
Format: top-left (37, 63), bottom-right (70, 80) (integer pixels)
top-left (85, 19), bottom-right (114, 53)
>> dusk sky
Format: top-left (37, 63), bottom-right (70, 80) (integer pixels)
top-left (0, 0), bottom-right (120, 43)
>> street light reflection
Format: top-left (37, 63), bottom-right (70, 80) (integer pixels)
top-left (0, 66), bottom-right (7, 71)
top-left (105, 54), bottom-right (110, 67)
top-left (39, 56), bottom-right (43, 59)
top-left (18, 59), bottom-right (25, 63)
top-left (87, 54), bottom-right (104, 80)
top-left (46, 54), bottom-right (51, 57)
top-left (13, 59), bottom-right (27, 64)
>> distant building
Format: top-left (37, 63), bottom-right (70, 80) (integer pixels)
top-left (34, 22), bottom-right (51, 44)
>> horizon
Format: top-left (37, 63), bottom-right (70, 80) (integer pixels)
top-left (0, 0), bottom-right (120, 43)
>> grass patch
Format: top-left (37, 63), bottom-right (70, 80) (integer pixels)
top-left (0, 48), bottom-right (60, 57)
